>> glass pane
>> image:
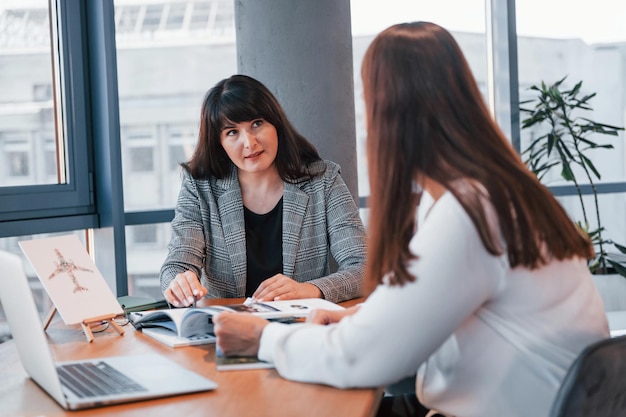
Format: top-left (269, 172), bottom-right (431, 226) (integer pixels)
top-left (556, 193), bottom-right (626, 262)
top-left (114, 0), bottom-right (237, 211)
top-left (516, 0), bottom-right (626, 184)
top-left (517, 1), bottom-right (626, 269)
top-left (350, 0), bottom-right (487, 198)
top-left (0, 230), bottom-right (86, 342)
top-left (126, 223), bottom-right (170, 300)
top-left (0, 1), bottom-right (64, 187)
top-left (164, 3), bottom-right (187, 30)
top-left (115, 1), bottom-right (237, 296)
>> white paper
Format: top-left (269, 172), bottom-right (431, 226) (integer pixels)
top-left (19, 235), bottom-right (124, 325)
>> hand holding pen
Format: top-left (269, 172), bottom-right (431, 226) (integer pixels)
top-left (164, 270), bottom-right (208, 308)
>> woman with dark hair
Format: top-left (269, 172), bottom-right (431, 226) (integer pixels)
top-left (212, 24), bottom-right (609, 417)
top-left (160, 74), bottom-right (366, 306)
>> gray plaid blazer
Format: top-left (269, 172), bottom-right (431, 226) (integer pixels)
top-left (160, 160), bottom-right (366, 303)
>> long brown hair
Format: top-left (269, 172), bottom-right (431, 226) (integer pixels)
top-left (362, 22), bottom-right (593, 291)
top-left (185, 74), bottom-right (321, 181)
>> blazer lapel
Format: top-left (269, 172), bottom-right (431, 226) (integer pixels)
top-left (282, 182), bottom-right (308, 277)
top-left (216, 171), bottom-right (247, 295)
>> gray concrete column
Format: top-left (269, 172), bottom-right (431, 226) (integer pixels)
top-left (234, 0), bottom-right (359, 201)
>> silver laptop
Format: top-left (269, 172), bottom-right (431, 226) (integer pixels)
top-left (0, 250), bottom-right (217, 410)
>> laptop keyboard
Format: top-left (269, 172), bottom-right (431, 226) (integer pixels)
top-left (57, 361), bottom-right (147, 398)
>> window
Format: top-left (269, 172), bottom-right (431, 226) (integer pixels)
top-left (0, 1), bottom-right (95, 231)
top-left (3, 135), bottom-right (30, 179)
top-left (516, 0), bottom-right (626, 244)
top-left (0, 4), bottom-right (57, 187)
top-left (43, 139), bottom-right (57, 177)
top-left (114, 0), bottom-right (236, 212)
top-left (115, 4), bottom-right (141, 35)
top-left (164, 3), bottom-right (187, 30)
top-left (142, 4), bottom-right (164, 32)
top-left (189, 1), bottom-right (212, 31)
top-left (129, 147), bottom-right (155, 172)
top-left (131, 224), bottom-right (158, 244)
top-left (167, 124), bottom-right (196, 170)
top-left (212, 0), bottom-right (235, 37)
top-left (33, 83), bottom-right (53, 101)
top-left (122, 127), bottom-right (155, 174)
top-left (350, 0), bottom-right (487, 199)
top-left (125, 223), bottom-right (170, 299)
top-left (168, 144), bottom-right (187, 170)
top-left (113, 0), bottom-right (236, 292)
top-left (8, 150), bottom-right (29, 177)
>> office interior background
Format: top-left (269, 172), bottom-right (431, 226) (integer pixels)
top-left (0, 0), bottom-right (625, 340)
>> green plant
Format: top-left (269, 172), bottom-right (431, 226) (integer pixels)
top-left (520, 76), bottom-right (626, 277)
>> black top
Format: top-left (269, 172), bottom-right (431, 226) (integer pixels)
top-left (244, 198), bottom-right (283, 297)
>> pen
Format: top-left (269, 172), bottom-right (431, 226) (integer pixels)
top-left (192, 294), bottom-right (197, 309)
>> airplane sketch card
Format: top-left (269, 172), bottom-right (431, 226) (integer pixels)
top-left (19, 235), bottom-right (123, 325)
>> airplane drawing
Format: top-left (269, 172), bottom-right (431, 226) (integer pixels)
top-left (48, 248), bottom-right (93, 293)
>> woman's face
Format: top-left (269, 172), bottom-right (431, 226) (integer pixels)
top-left (219, 118), bottom-right (279, 175)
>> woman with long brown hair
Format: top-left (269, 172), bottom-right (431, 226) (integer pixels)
top-left (213, 23), bottom-right (609, 417)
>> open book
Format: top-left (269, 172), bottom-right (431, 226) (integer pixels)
top-left (129, 298), bottom-right (344, 348)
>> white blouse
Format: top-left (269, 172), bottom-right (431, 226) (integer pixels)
top-left (258, 191), bottom-right (609, 417)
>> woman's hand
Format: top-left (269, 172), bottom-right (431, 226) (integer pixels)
top-left (164, 270), bottom-right (208, 307)
top-left (252, 274), bottom-right (322, 302)
top-left (307, 305), bottom-right (360, 325)
top-left (213, 312), bottom-right (269, 357)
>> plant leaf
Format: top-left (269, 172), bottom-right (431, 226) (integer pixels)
top-left (579, 118), bottom-right (626, 131)
top-left (607, 259), bottom-right (626, 278)
top-left (614, 242), bottom-right (626, 255)
top-left (580, 154), bottom-right (602, 180)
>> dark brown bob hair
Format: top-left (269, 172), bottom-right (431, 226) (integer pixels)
top-left (185, 74), bottom-right (321, 181)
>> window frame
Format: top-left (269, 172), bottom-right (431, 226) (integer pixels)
top-left (0, 0), bottom-right (96, 235)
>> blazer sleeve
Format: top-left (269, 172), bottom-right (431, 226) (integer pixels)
top-left (307, 163), bottom-right (366, 302)
top-left (159, 170), bottom-right (207, 293)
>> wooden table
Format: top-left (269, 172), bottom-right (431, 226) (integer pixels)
top-left (0, 297), bottom-right (381, 417)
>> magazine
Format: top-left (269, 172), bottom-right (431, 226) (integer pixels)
top-left (141, 327), bottom-right (217, 348)
top-left (129, 298), bottom-right (344, 348)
